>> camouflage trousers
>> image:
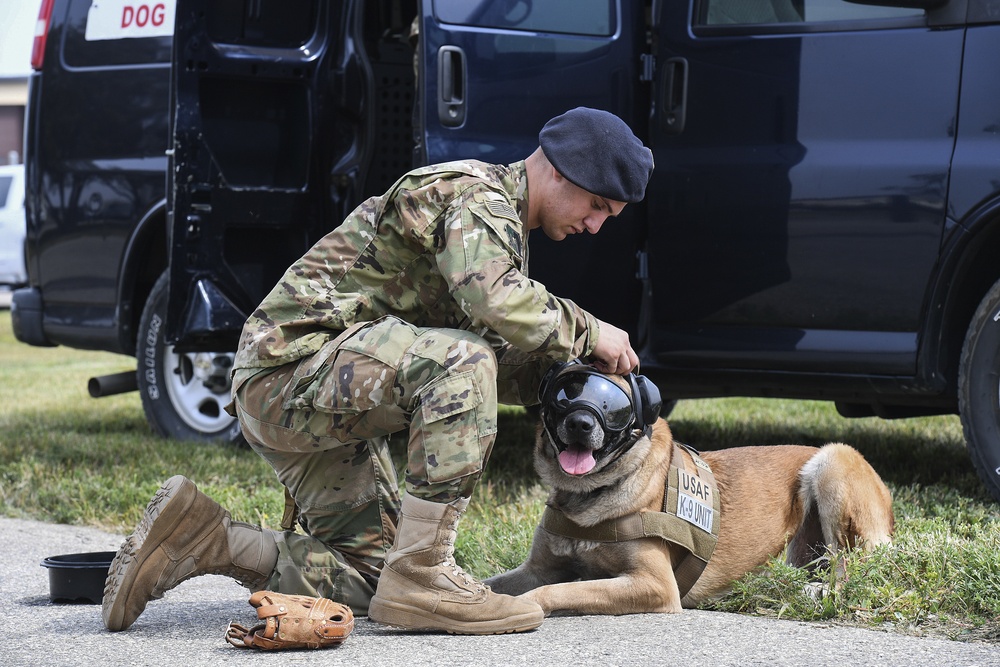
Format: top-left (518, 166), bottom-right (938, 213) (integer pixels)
top-left (231, 315), bottom-right (550, 615)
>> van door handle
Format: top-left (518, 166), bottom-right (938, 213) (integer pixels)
top-left (660, 57), bottom-right (688, 135)
top-left (438, 46), bottom-right (466, 127)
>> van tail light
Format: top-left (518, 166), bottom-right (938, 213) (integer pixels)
top-left (31, 0), bottom-right (57, 70)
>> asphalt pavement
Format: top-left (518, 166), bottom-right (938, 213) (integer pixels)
top-left (5, 516), bottom-right (999, 667)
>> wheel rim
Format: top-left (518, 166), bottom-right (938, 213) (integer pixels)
top-left (162, 346), bottom-right (236, 434)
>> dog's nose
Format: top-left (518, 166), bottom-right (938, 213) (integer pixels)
top-left (566, 411), bottom-right (596, 436)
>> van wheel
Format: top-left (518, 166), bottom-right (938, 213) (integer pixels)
top-left (136, 272), bottom-right (243, 444)
top-left (958, 277), bottom-right (1000, 503)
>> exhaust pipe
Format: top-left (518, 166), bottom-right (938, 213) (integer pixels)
top-left (88, 371), bottom-right (138, 398)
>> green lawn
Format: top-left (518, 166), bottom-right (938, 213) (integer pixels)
top-left (0, 310), bottom-right (996, 643)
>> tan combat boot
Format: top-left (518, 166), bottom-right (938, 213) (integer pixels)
top-left (102, 475), bottom-right (278, 631)
top-left (368, 494), bottom-right (543, 634)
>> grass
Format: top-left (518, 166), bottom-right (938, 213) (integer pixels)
top-left (0, 310), bottom-right (997, 644)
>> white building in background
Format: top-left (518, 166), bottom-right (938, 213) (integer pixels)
top-left (0, 1), bottom-right (40, 164)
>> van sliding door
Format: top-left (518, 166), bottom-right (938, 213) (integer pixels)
top-left (647, 1), bottom-right (963, 382)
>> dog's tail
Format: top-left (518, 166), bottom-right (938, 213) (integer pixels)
top-left (791, 443), bottom-right (894, 563)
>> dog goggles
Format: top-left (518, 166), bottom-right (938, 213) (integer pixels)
top-left (541, 367), bottom-right (636, 434)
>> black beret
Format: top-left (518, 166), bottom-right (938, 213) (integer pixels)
top-left (539, 107), bottom-right (654, 204)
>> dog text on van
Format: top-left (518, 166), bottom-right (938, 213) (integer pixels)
top-left (85, 0), bottom-right (174, 41)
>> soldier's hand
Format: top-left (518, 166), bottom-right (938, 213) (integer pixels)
top-left (591, 320), bottom-right (638, 375)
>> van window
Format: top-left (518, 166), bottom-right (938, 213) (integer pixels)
top-left (697, 0), bottom-right (922, 26)
top-left (62, 0), bottom-right (174, 68)
top-left (434, 0), bottom-right (615, 37)
top-left (204, 1), bottom-right (317, 47)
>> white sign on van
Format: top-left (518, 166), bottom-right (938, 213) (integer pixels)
top-left (85, 0), bottom-right (175, 41)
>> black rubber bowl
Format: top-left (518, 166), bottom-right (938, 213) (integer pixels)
top-left (40, 551), bottom-right (115, 604)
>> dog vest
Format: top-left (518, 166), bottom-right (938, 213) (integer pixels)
top-left (540, 442), bottom-right (721, 598)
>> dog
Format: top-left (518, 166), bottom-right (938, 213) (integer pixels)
top-left (485, 363), bottom-right (894, 616)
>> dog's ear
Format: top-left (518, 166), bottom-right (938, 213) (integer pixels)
top-left (629, 373), bottom-right (663, 430)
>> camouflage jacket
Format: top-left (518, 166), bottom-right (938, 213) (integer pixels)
top-left (233, 160), bottom-right (600, 370)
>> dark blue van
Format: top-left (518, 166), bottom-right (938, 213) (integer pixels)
top-left (14, 0), bottom-right (1000, 503)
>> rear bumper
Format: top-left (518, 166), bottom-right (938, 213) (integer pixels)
top-left (11, 287), bottom-right (55, 347)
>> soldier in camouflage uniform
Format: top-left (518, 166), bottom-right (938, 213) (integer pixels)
top-left (102, 108), bottom-right (654, 636)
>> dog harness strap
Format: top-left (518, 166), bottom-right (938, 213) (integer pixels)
top-left (540, 507), bottom-right (647, 542)
top-left (539, 444), bottom-right (721, 598)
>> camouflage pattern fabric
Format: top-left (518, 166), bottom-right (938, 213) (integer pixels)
top-left (233, 160), bottom-right (598, 372)
top-left (231, 159), bottom-right (599, 614)
top-left (234, 317), bottom-right (554, 613)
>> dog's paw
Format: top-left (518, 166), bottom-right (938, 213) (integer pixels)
top-left (516, 590), bottom-right (553, 617)
top-left (483, 574), bottom-right (504, 591)
top-left (484, 572), bottom-right (524, 596)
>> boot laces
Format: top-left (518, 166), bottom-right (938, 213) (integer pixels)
top-left (440, 513), bottom-right (486, 593)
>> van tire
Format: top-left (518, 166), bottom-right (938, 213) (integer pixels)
top-left (136, 271), bottom-right (243, 444)
top-left (958, 277), bottom-right (1000, 503)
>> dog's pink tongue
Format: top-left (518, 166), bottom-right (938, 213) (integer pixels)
top-left (558, 448), bottom-right (596, 475)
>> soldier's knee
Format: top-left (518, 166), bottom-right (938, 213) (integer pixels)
top-left (416, 333), bottom-right (499, 422)
top-left (443, 332), bottom-right (498, 380)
